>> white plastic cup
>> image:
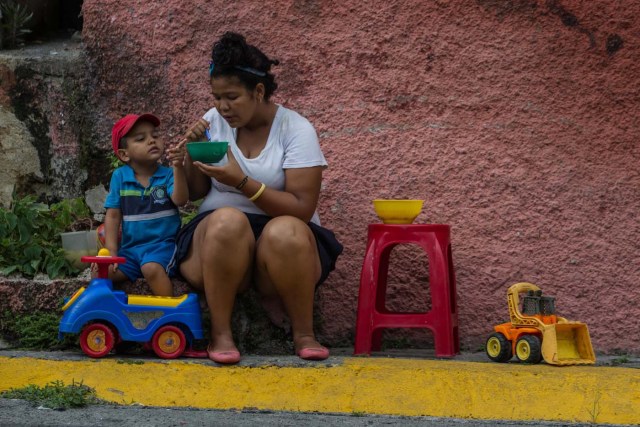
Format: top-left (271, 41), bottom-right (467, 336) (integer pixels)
top-left (60, 230), bottom-right (98, 269)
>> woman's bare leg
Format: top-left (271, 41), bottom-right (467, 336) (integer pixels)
top-left (180, 208), bottom-right (254, 355)
top-left (254, 216), bottom-right (324, 354)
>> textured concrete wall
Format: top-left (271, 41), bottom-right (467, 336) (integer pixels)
top-left (81, 0), bottom-right (640, 353)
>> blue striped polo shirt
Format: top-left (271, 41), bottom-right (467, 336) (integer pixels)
top-left (104, 164), bottom-right (181, 250)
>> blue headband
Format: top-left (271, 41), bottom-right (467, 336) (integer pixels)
top-left (208, 62), bottom-right (266, 77)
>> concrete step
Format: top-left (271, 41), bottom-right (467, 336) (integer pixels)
top-left (1, 349), bottom-right (639, 425)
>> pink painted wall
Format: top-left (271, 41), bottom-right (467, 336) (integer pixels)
top-left (81, 0), bottom-right (640, 354)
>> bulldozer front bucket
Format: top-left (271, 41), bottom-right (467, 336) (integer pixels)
top-left (541, 322), bottom-right (596, 366)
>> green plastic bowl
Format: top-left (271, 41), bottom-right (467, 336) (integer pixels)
top-left (186, 141), bottom-right (228, 163)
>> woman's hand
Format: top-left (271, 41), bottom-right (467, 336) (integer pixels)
top-left (193, 148), bottom-right (246, 188)
top-left (182, 117), bottom-right (213, 200)
top-left (184, 118), bottom-right (210, 142)
top-left (196, 147), bottom-right (323, 222)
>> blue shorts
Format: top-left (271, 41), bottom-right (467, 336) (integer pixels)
top-left (117, 242), bottom-right (178, 282)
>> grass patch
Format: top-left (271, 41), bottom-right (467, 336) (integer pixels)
top-left (116, 359), bottom-right (145, 365)
top-left (611, 355), bottom-right (630, 366)
top-left (1, 380), bottom-right (103, 409)
top-left (1, 310), bottom-right (77, 350)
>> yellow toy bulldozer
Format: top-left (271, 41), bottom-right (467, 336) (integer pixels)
top-left (486, 282), bottom-right (595, 366)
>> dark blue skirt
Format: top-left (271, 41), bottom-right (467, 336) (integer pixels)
top-left (175, 210), bottom-right (343, 285)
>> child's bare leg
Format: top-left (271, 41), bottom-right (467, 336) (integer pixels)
top-left (101, 265), bottom-right (129, 283)
top-left (141, 262), bottom-right (173, 296)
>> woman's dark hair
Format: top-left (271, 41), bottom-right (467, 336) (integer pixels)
top-left (210, 32), bottom-right (279, 101)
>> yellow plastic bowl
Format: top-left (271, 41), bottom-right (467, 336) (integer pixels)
top-left (373, 199), bottom-right (424, 224)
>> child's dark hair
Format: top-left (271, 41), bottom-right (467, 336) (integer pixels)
top-left (210, 32), bottom-right (279, 101)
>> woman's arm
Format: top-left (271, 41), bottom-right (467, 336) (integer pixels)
top-left (240, 167), bottom-right (322, 223)
top-left (195, 150), bottom-right (322, 223)
top-left (247, 114), bottom-right (325, 222)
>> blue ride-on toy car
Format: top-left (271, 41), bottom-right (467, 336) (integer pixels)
top-left (59, 249), bottom-right (204, 359)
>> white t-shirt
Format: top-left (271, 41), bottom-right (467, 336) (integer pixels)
top-left (198, 105), bottom-right (328, 225)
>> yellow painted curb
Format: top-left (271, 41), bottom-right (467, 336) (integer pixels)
top-left (1, 356), bottom-right (639, 424)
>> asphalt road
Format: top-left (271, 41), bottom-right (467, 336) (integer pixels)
top-left (0, 399), bottom-right (626, 427)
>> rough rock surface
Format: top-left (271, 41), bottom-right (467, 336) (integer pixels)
top-left (2, 1), bottom-right (638, 354)
top-left (0, 40), bottom-right (108, 206)
top-left (0, 106), bottom-right (41, 206)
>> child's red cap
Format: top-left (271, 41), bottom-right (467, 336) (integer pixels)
top-left (111, 113), bottom-right (160, 154)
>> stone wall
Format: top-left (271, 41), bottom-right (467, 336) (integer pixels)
top-left (0, 39), bottom-right (109, 207)
top-left (2, 0), bottom-right (639, 354)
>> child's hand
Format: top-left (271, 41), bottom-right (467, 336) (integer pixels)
top-left (90, 260), bottom-right (118, 278)
top-left (167, 139), bottom-right (187, 168)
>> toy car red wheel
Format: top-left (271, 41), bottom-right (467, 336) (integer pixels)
top-left (515, 335), bottom-right (542, 364)
top-left (151, 325), bottom-right (186, 359)
top-left (79, 323), bottom-right (116, 358)
top-left (486, 332), bottom-right (512, 363)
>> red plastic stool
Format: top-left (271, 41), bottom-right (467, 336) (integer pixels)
top-left (354, 224), bottom-right (459, 357)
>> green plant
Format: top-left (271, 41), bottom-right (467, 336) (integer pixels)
top-left (588, 389), bottom-right (602, 424)
top-left (611, 355), bottom-right (630, 366)
top-left (116, 359), bottom-right (145, 365)
top-left (0, 195), bottom-right (93, 278)
top-left (1, 380), bottom-right (102, 409)
top-left (107, 152), bottom-right (124, 172)
top-left (180, 199), bottom-right (202, 225)
top-left (0, 0), bottom-right (33, 49)
top-left (1, 311), bottom-right (77, 350)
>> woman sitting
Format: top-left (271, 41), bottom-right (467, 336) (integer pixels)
top-left (176, 32), bottom-right (343, 364)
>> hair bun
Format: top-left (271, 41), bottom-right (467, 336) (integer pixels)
top-left (213, 32), bottom-right (249, 66)
top-left (219, 32), bottom-right (247, 47)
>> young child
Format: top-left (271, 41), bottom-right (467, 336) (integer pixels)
top-left (103, 113), bottom-right (188, 296)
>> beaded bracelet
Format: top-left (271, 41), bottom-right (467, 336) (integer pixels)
top-left (235, 175), bottom-right (249, 190)
top-left (248, 183), bottom-right (267, 202)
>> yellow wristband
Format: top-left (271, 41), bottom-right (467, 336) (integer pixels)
top-left (248, 183), bottom-right (267, 202)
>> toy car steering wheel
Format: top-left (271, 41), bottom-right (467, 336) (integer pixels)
top-left (81, 248), bottom-right (126, 278)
